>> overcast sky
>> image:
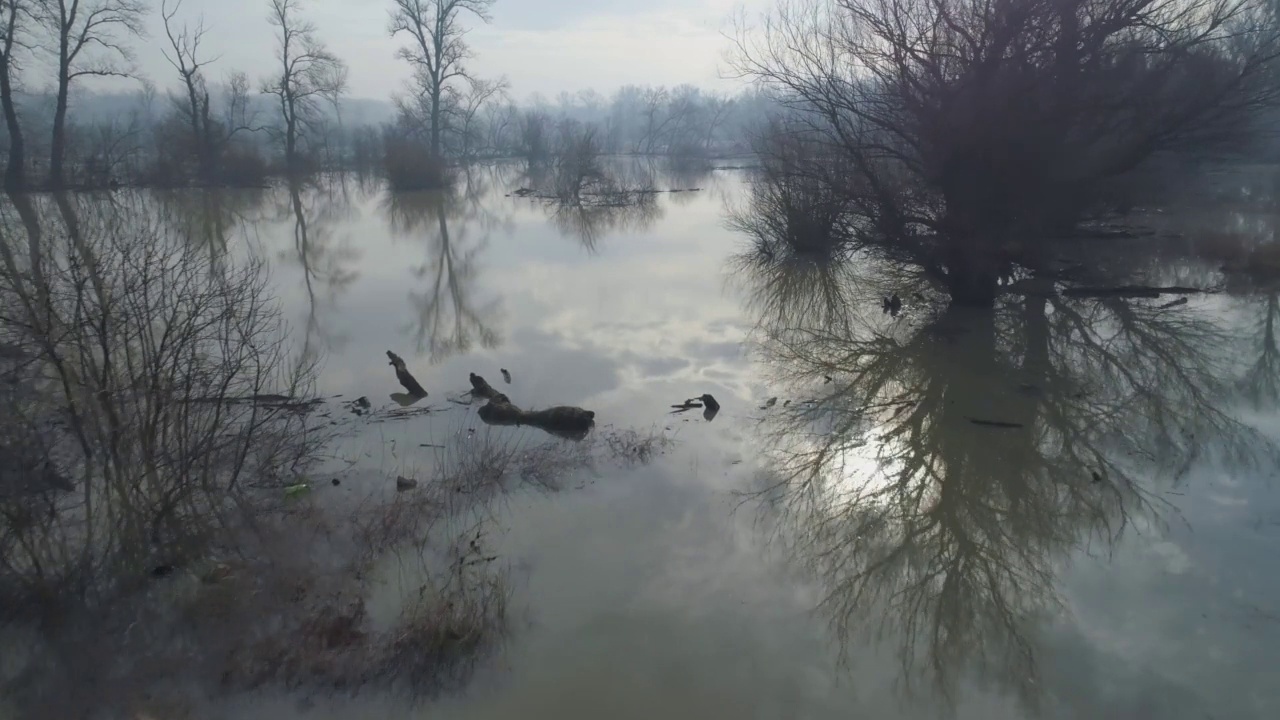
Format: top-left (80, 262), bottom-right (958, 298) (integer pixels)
top-left (108, 0), bottom-right (767, 102)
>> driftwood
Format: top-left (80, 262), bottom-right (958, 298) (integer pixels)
top-left (387, 351), bottom-right (428, 398)
top-left (1061, 285), bottom-right (1208, 299)
top-left (470, 372), bottom-right (595, 440)
top-left (968, 417), bottom-right (1025, 429)
top-left (670, 394), bottom-right (720, 422)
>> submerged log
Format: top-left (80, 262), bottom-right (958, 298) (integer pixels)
top-left (1062, 285), bottom-right (1208, 299)
top-left (470, 371), bottom-right (595, 440)
top-left (469, 373), bottom-right (510, 404)
top-left (478, 401), bottom-right (596, 441)
top-left (386, 351), bottom-right (428, 398)
top-left (967, 417), bottom-right (1025, 429)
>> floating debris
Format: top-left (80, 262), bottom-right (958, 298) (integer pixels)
top-left (395, 476), bottom-right (418, 491)
top-left (967, 417), bottom-right (1024, 429)
top-left (284, 483), bottom-right (311, 499)
top-left (697, 394), bottom-right (721, 422)
top-left (501, 368), bottom-right (512, 384)
top-left (670, 400), bottom-right (704, 413)
top-left (201, 563), bottom-right (233, 584)
top-left (760, 397), bottom-right (778, 409)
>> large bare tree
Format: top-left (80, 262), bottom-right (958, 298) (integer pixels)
top-left (37, 0), bottom-right (146, 189)
top-left (160, 0), bottom-right (214, 179)
top-left (159, 1), bottom-right (259, 184)
top-left (262, 0), bottom-right (346, 173)
top-left (0, 0), bottom-right (30, 191)
top-left (730, 0), bottom-right (1280, 306)
top-left (389, 0), bottom-right (494, 159)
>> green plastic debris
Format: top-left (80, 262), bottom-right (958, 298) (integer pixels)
top-left (284, 483), bottom-right (311, 499)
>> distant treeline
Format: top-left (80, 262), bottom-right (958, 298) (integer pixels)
top-left (0, 83), bottom-right (774, 190)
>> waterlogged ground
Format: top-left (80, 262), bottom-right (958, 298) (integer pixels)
top-left (20, 162), bottom-right (1280, 718)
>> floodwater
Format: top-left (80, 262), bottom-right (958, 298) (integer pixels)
top-left (10, 161), bottom-right (1280, 718)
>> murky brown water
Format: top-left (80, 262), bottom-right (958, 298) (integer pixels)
top-left (6, 160), bottom-right (1280, 718)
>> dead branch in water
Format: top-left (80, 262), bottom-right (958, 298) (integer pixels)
top-left (387, 350), bottom-right (428, 398)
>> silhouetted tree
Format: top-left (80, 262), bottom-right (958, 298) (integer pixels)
top-left (389, 0), bottom-right (495, 160)
top-left (157, 0), bottom-right (260, 188)
top-left (0, 0), bottom-right (30, 191)
top-left (159, 0), bottom-right (254, 183)
top-left (731, 0), bottom-right (1280, 306)
top-left (262, 0), bottom-right (346, 173)
top-left (37, 0), bottom-right (146, 188)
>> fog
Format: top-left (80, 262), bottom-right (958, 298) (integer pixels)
top-left (4, 1), bottom-right (1280, 718)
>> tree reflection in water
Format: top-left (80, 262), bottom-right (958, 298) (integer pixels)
top-left (548, 190), bottom-right (662, 254)
top-left (153, 185), bottom-right (266, 258)
top-left (734, 211), bottom-right (1280, 711)
top-left (279, 176), bottom-right (362, 359)
top-left (383, 171), bottom-right (509, 363)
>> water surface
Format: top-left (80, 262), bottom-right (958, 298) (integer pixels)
top-left (143, 163), bottom-right (1280, 717)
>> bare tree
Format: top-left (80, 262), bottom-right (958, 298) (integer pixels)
top-left (0, 0), bottom-right (31, 191)
top-left (36, 0), bottom-right (146, 188)
top-left (701, 92), bottom-right (733, 154)
top-left (262, 0), bottom-right (346, 173)
top-left (159, 0), bottom-right (215, 179)
top-left (518, 109), bottom-right (550, 163)
top-left (481, 99), bottom-right (517, 154)
top-left (159, 3), bottom-right (260, 185)
top-left (388, 0), bottom-right (494, 159)
top-left (221, 71), bottom-right (259, 144)
top-left (636, 86), bottom-right (670, 154)
top-left (730, 0), bottom-right (1280, 306)
top-left (450, 76), bottom-right (507, 158)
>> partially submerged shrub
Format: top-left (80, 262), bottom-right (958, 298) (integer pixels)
top-left (383, 126), bottom-right (453, 191)
top-left (728, 123), bottom-right (858, 263)
top-left (551, 121), bottom-right (609, 200)
top-left (218, 144), bottom-right (270, 187)
top-left (0, 192), bottom-right (323, 610)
